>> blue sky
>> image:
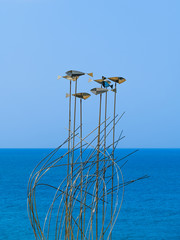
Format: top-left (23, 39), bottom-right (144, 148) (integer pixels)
top-left (0, 0), bottom-right (180, 148)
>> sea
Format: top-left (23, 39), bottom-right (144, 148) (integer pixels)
top-left (0, 148), bottom-right (180, 240)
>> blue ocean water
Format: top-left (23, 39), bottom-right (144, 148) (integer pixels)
top-left (0, 148), bottom-right (180, 240)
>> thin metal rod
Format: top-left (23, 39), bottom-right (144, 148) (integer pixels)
top-left (72, 79), bottom-right (77, 172)
top-left (111, 82), bottom-right (116, 240)
top-left (80, 98), bottom-right (83, 240)
top-left (70, 79), bottom-right (77, 240)
top-left (77, 98), bottom-right (83, 240)
top-left (96, 92), bottom-right (102, 240)
top-left (66, 79), bottom-right (71, 240)
top-left (102, 91), bottom-right (107, 239)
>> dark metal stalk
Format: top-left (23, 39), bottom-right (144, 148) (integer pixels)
top-left (110, 82), bottom-right (116, 240)
top-left (66, 79), bottom-right (71, 240)
top-left (70, 79), bottom-right (77, 240)
top-left (96, 92), bottom-right (102, 240)
top-left (102, 91), bottom-right (107, 239)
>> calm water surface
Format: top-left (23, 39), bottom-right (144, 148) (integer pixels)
top-left (0, 149), bottom-right (180, 240)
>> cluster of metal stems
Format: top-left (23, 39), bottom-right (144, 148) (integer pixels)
top-left (27, 70), bottom-right (149, 240)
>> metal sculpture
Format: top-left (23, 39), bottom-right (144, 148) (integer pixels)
top-left (27, 71), bottom-right (149, 240)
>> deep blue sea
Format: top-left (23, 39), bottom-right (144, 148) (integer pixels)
top-left (0, 149), bottom-right (180, 240)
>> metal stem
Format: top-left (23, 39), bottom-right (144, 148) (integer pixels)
top-left (70, 79), bottom-right (77, 240)
top-left (96, 92), bottom-right (102, 240)
top-left (80, 99), bottom-right (83, 240)
top-left (110, 82), bottom-right (116, 240)
top-left (66, 79), bottom-right (71, 240)
top-left (77, 98), bottom-right (83, 240)
top-left (102, 91), bottom-right (107, 239)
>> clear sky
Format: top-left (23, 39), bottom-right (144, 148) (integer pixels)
top-left (0, 0), bottom-right (180, 148)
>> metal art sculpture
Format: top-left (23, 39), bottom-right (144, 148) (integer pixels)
top-left (27, 70), bottom-right (149, 240)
